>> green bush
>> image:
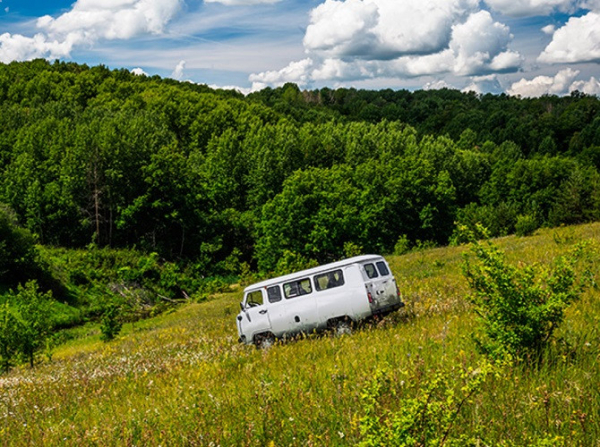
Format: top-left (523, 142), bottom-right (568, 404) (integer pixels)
top-left (359, 361), bottom-right (493, 446)
top-left (393, 234), bottom-right (411, 255)
top-left (463, 230), bottom-right (585, 360)
top-left (515, 214), bottom-right (538, 237)
top-left (100, 304), bottom-right (123, 342)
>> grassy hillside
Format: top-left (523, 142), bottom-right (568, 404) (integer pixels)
top-left (2, 223), bottom-right (599, 445)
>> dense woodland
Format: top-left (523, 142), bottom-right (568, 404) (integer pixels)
top-left (1, 59), bottom-right (600, 292)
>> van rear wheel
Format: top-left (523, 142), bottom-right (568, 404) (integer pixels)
top-left (331, 318), bottom-right (352, 336)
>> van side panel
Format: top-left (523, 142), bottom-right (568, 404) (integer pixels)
top-left (315, 265), bottom-right (371, 325)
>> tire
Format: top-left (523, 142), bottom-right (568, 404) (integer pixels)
top-left (255, 333), bottom-right (275, 349)
top-left (332, 318), bottom-right (352, 336)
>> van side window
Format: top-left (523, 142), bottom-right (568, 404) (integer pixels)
top-left (283, 278), bottom-right (312, 298)
top-left (364, 263), bottom-right (379, 279)
top-left (246, 290), bottom-right (263, 307)
top-left (267, 285), bottom-right (282, 303)
top-left (376, 261), bottom-right (390, 276)
top-left (315, 269), bottom-right (345, 291)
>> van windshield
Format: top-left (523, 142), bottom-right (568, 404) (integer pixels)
top-left (245, 290), bottom-right (264, 307)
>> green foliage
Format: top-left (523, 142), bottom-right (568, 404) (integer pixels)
top-left (273, 250), bottom-right (319, 276)
top-left (0, 203), bottom-right (47, 288)
top-left (1, 222), bottom-right (599, 443)
top-left (0, 302), bottom-right (19, 373)
top-left (40, 246), bottom-right (205, 319)
top-left (1, 59), bottom-right (600, 285)
top-left (358, 360), bottom-right (493, 447)
top-left (12, 280), bottom-right (53, 368)
top-left (463, 230), bottom-right (585, 359)
top-left (393, 234), bottom-right (411, 255)
top-left (515, 214), bottom-right (539, 237)
top-left (100, 304), bottom-right (122, 342)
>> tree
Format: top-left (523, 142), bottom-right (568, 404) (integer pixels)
top-left (0, 203), bottom-right (40, 287)
top-left (0, 302), bottom-right (20, 373)
top-left (13, 281), bottom-right (53, 368)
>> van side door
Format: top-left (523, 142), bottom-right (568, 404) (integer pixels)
top-left (280, 277), bottom-right (319, 335)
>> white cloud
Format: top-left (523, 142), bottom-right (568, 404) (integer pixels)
top-left (483, 0), bottom-right (578, 17)
top-left (0, 0), bottom-right (183, 63)
top-left (541, 24), bottom-right (556, 35)
top-left (251, 4), bottom-right (522, 87)
top-left (304, 0), bottom-right (480, 60)
top-left (38, 0), bottom-right (182, 42)
top-left (462, 74), bottom-right (503, 94)
top-left (0, 33), bottom-right (75, 63)
top-left (423, 80), bottom-right (454, 90)
top-left (538, 12), bottom-right (600, 63)
top-left (582, 0), bottom-right (600, 11)
top-left (508, 68), bottom-right (581, 97)
top-left (207, 84), bottom-right (257, 95)
top-left (249, 58), bottom-right (314, 88)
top-left (450, 10), bottom-right (521, 75)
top-left (131, 67), bottom-right (148, 76)
top-left (171, 60), bottom-right (186, 80)
top-left (570, 76), bottom-right (600, 95)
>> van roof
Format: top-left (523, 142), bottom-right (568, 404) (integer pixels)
top-left (244, 254), bottom-right (385, 292)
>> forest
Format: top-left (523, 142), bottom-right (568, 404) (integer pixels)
top-left (1, 58), bottom-right (600, 303)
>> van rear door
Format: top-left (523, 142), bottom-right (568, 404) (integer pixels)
top-left (361, 259), bottom-right (401, 315)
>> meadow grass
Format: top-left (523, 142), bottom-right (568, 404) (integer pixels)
top-left (1, 223), bottom-right (600, 445)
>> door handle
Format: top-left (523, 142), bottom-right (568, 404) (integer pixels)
top-left (259, 309), bottom-right (268, 314)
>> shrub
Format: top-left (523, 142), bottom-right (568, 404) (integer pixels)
top-left (515, 214), bottom-right (538, 237)
top-left (393, 234), bottom-right (410, 255)
top-left (358, 361), bottom-right (493, 446)
top-left (462, 229), bottom-right (585, 360)
top-left (100, 304), bottom-right (123, 342)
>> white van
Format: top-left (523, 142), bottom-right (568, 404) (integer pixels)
top-left (236, 255), bottom-right (404, 347)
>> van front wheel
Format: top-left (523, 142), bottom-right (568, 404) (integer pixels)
top-left (255, 333), bottom-right (275, 349)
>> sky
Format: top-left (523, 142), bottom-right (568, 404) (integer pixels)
top-left (0, 0), bottom-right (599, 96)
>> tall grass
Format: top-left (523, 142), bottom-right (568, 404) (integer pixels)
top-left (1, 224), bottom-right (599, 445)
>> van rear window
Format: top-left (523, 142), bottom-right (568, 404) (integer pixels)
top-left (364, 263), bottom-right (379, 278)
top-left (376, 261), bottom-right (390, 276)
top-left (314, 269), bottom-right (345, 291)
top-left (283, 278), bottom-right (312, 298)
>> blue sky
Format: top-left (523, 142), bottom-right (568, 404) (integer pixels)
top-left (0, 0), bottom-right (599, 96)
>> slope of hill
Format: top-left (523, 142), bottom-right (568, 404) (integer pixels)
top-left (2, 223), bottom-right (599, 445)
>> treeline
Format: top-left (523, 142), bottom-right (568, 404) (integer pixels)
top-left (250, 84), bottom-right (600, 158)
top-left (1, 59), bottom-right (600, 277)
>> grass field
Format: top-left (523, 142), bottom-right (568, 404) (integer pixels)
top-left (1, 224), bottom-right (600, 445)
